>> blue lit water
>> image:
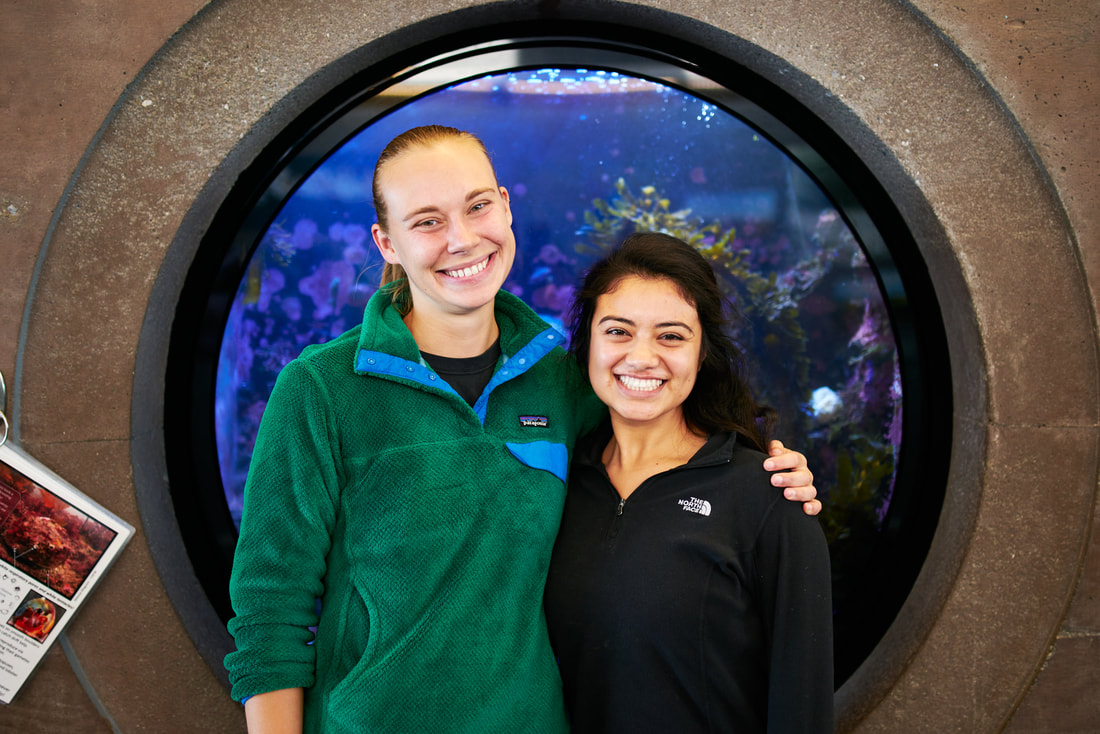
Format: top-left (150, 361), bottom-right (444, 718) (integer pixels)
top-left (216, 70), bottom-right (901, 559)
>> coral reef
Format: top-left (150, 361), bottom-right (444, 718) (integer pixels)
top-left (573, 179), bottom-right (901, 560)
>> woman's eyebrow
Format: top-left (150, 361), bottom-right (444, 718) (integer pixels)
top-left (401, 206), bottom-right (441, 223)
top-left (657, 320), bottom-right (695, 333)
top-left (466, 187), bottom-right (496, 201)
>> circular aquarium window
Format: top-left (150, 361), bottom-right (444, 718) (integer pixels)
top-left (165, 38), bottom-right (951, 686)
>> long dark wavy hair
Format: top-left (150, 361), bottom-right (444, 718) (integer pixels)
top-left (569, 231), bottom-right (774, 451)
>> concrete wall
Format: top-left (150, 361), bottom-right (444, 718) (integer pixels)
top-left (1, 0), bottom-right (1096, 731)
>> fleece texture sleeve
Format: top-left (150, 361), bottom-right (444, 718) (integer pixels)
top-left (224, 354), bottom-right (340, 698)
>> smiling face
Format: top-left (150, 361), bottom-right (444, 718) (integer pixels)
top-left (588, 276), bottom-right (704, 430)
top-left (371, 138), bottom-right (515, 324)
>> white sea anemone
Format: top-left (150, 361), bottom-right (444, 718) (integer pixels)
top-left (810, 386), bottom-right (843, 421)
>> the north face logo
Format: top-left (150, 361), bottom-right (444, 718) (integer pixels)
top-left (678, 497), bottom-right (712, 516)
top-left (519, 415), bottom-right (549, 427)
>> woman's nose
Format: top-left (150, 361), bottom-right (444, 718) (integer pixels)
top-left (624, 340), bottom-right (658, 367)
top-left (447, 217), bottom-right (479, 252)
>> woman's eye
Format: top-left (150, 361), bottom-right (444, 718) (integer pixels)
top-left (659, 333), bottom-right (685, 342)
top-left (605, 327), bottom-right (628, 337)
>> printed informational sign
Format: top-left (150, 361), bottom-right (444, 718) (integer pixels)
top-left (0, 442), bottom-right (134, 704)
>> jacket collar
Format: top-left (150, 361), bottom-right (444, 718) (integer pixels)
top-left (354, 282), bottom-right (561, 369)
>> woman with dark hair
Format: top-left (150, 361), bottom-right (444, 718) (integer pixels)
top-left (224, 127), bottom-right (821, 733)
top-left (545, 231), bottom-right (834, 733)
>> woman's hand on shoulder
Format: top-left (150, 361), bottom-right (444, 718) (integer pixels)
top-left (763, 440), bottom-right (821, 516)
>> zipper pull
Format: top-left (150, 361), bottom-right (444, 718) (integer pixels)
top-left (616, 497), bottom-right (625, 516)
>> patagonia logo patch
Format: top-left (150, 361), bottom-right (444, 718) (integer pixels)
top-left (519, 415), bottom-right (549, 428)
top-left (678, 497), bottom-right (712, 516)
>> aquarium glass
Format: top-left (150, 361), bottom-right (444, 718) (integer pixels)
top-left (216, 69), bottom-right (901, 567)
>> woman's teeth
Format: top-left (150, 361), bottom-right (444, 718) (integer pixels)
top-left (618, 375), bottom-right (663, 391)
top-left (444, 258), bottom-right (489, 279)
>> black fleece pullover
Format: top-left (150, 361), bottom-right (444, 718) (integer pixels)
top-left (545, 424), bottom-right (834, 733)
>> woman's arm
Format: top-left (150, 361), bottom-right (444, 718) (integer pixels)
top-left (225, 358), bottom-right (339, 703)
top-left (759, 500), bottom-right (835, 731)
top-left (244, 688), bottom-right (304, 734)
top-left (764, 440), bottom-right (821, 515)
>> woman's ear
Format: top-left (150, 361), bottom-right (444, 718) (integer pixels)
top-left (498, 185), bottom-right (512, 225)
top-left (372, 223), bottom-right (401, 265)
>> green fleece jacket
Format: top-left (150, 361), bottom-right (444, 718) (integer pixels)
top-left (225, 286), bottom-right (603, 733)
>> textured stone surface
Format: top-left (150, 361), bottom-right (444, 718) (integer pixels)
top-left (18, 438), bottom-right (244, 731)
top-left (0, 0), bottom-right (212, 725)
top-left (1, 0), bottom-right (1095, 731)
top-left (853, 424), bottom-right (1097, 730)
top-left (1063, 489), bottom-right (1100, 635)
top-left (1005, 636), bottom-right (1100, 732)
top-left (916, 0), bottom-right (1100, 324)
top-left (1, 644), bottom-right (111, 733)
